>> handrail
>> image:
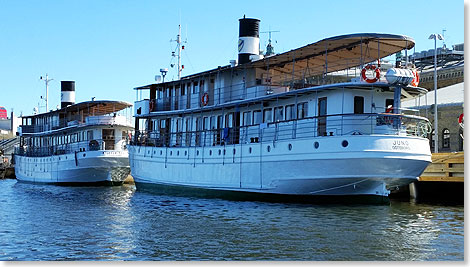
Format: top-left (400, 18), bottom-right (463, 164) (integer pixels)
top-left (131, 113), bottom-right (431, 148)
top-left (15, 137), bottom-right (129, 157)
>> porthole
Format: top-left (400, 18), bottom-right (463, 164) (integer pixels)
top-left (314, 142), bottom-right (319, 149)
top-left (170, 151), bottom-right (173, 156)
top-left (197, 150), bottom-right (200, 156)
top-left (177, 151), bottom-right (180, 156)
top-left (153, 151), bottom-right (156, 154)
top-left (209, 150), bottom-right (212, 156)
top-left (288, 144), bottom-right (292, 151)
top-left (233, 148), bottom-right (236, 155)
top-left (223, 149), bottom-right (226, 155)
top-left (185, 151), bottom-right (188, 156)
top-left (249, 147), bottom-right (252, 154)
top-left (267, 145), bottom-right (271, 152)
top-left (160, 150), bottom-right (163, 155)
top-left (342, 140), bottom-right (349, 147)
top-left (218, 150), bottom-right (221, 155)
top-left (83, 153), bottom-right (86, 157)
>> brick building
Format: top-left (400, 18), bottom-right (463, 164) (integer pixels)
top-left (402, 82), bottom-right (464, 152)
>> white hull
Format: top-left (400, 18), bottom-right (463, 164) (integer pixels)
top-left (129, 135), bottom-right (431, 197)
top-left (15, 150), bottom-right (130, 184)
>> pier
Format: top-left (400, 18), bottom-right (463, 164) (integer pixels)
top-left (392, 152), bottom-right (464, 203)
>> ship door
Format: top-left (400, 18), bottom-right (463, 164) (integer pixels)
top-left (317, 97), bottom-right (327, 136)
top-left (233, 111), bottom-right (240, 144)
top-left (102, 129), bottom-right (115, 150)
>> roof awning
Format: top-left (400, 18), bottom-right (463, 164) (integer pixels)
top-left (248, 33), bottom-right (415, 80)
top-left (22, 100), bottom-right (132, 119)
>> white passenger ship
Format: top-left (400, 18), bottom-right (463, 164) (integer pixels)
top-left (128, 18), bottom-right (432, 201)
top-left (15, 81), bottom-right (133, 185)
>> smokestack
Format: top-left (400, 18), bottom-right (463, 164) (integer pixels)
top-left (61, 81), bottom-right (75, 108)
top-left (238, 16), bottom-right (260, 64)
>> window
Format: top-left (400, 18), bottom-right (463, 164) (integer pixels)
top-left (354, 96), bottom-right (364, 114)
top-left (385, 99), bottom-right (394, 112)
top-left (253, 110), bottom-right (262, 124)
top-left (181, 84), bottom-right (186, 96)
top-left (297, 102), bottom-right (308, 119)
top-left (203, 117), bottom-right (209, 130)
top-left (225, 113), bottom-right (233, 128)
top-left (274, 106), bottom-right (284, 122)
top-left (430, 130), bottom-right (435, 150)
top-left (285, 105), bottom-right (295, 120)
top-left (243, 111), bottom-right (251, 126)
top-left (263, 108), bottom-right (273, 123)
top-left (442, 128), bottom-right (450, 149)
top-left (193, 81), bottom-right (199, 94)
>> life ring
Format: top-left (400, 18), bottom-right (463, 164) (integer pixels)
top-left (458, 113), bottom-right (464, 124)
top-left (149, 99), bottom-right (155, 112)
top-left (201, 93), bottom-right (209, 106)
top-left (361, 64), bottom-right (380, 83)
top-left (411, 70), bottom-right (420, 87)
top-left (385, 105), bottom-right (393, 113)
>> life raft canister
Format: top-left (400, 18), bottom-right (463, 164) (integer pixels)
top-left (361, 64), bottom-right (381, 83)
top-left (201, 92), bottom-right (209, 106)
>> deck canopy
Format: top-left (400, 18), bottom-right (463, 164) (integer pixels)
top-left (22, 100), bottom-right (132, 120)
top-left (135, 33), bottom-right (415, 90)
top-left (249, 33), bottom-right (415, 81)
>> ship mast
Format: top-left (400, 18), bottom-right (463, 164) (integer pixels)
top-left (171, 24), bottom-right (184, 80)
top-left (40, 74), bottom-right (53, 112)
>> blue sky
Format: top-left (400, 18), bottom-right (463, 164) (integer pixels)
top-left (0, 0), bottom-right (464, 116)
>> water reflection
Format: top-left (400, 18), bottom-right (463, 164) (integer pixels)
top-left (0, 180), bottom-right (464, 261)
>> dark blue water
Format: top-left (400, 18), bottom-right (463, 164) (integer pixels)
top-left (0, 179), bottom-right (464, 261)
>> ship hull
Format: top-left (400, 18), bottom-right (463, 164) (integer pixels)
top-left (15, 150), bottom-right (130, 185)
top-left (128, 135), bottom-right (431, 200)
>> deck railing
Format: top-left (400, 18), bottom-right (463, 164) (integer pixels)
top-left (132, 113), bottom-right (431, 148)
top-left (15, 137), bottom-right (129, 157)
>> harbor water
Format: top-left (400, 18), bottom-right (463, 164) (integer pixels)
top-left (0, 179), bottom-right (463, 261)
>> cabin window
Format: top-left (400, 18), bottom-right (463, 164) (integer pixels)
top-left (297, 102), bottom-right (308, 119)
top-left (385, 99), bottom-right (394, 112)
top-left (181, 84), bottom-right (186, 96)
top-left (87, 131), bottom-right (93, 141)
top-left (285, 105), bottom-right (295, 120)
top-left (354, 96), bottom-right (364, 114)
top-left (225, 113), bottom-right (233, 128)
top-left (442, 128), bottom-right (450, 149)
top-left (210, 116), bottom-right (216, 129)
top-left (215, 115), bottom-right (222, 130)
top-left (160, 119), bottom-right (166, 129)
top-left (253, 110), bottom-right (262, 124)
top-left (263, 108), bottom-right (273, 123)
top-left (274, 106), bottom-right (284, 122)
top-left (203, 117), bottom-right (209, 130)
top-left (193, 82), bottom-right (199, 94)
top-left (243, 111), bottom-right (251, 126)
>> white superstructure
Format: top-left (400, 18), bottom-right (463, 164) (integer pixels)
top-left (128, 19), bottom-right (432, 202)
top-left (15, 97), bottom-right (133, 185)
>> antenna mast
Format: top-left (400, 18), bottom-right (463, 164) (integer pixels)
top-left (40, 74), bottom-right (53, 112)
top-left (171, 25), bottom-right (185, 80)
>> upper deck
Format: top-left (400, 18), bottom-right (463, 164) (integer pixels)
top-left (19, 100), bottom-right (133, 135)
top-left (133, 33), bottom-right (423, 118)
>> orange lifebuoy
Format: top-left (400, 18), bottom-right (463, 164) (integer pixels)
top-left (361, 64), bottom-right (380, 83)
top-left (411, 70), bottom-right (420, 87)
top-left (201, 92), bottom-right (209, 106)
top-left (459, 113), bottom-right (464, 124)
